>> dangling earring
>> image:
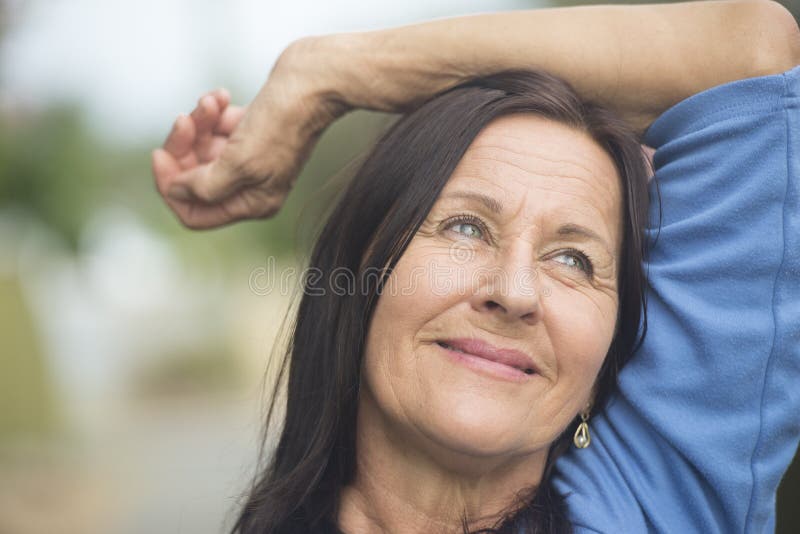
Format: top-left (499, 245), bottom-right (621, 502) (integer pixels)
top-left (573, 409), bottom-right (591, 449)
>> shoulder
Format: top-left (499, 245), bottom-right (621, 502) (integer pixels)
top-left (748, 0), bottom-right (800, 77)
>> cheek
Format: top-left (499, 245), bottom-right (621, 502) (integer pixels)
top-left (369, 240), bottom-right (467, 346)
top-left (361, 245), bottom-right (458, 412)
top-left (544, 286), bottom-right (617, 407)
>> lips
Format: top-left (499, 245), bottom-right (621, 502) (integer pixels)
top-left (436, 338), bottom-right (538, 375)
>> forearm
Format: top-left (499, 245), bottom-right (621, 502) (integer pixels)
top-left (297, 0), bottom-right (799, 134)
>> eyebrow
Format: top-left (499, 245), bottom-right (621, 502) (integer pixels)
top-left (556, 223), bottom-right (611, 252)
top-left (442, 190), bottom-right (611, 251)
top-left (443, 191), bottom-right (503, 214)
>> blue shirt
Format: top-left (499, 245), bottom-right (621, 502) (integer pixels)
top-left (553, 66), bottom-right (800, 533)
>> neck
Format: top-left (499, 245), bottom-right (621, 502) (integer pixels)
top-left (337, 389), bottom-right (547, 534)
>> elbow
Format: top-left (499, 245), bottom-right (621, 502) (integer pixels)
top-left (747, 0), bottom-right (800, 76)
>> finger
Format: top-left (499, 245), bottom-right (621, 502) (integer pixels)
top-left (188, 189), bottom-right (280, 228)
top-left (152, 148), bottom-right (182, 195)
top-left (177, 150), bottom-right (199, 171)
top-left (168, 159), bottom-right (263, 206)
top-left (211, 88), bottom-right (231, 111)
top-left (191, 95), bottom-right (220, 142)
top-left (214, 105), bottom-right (246, 136)
top-left (225, 187), bottom-right (283, 220)
top-left (168, 192), bottom-right (244, 230)
top-left (163, 114), bottom-right (196, 157)
top-left (165, 163), bottom-right (210, 202)
top-left (168, 179), bottom-right (284, 230)
top-left (189, 158), bottom-right (239, 202)
top-left (182, 153), bottom-right (264, 204)
top-left (197, 135), bottom-right (227, 164)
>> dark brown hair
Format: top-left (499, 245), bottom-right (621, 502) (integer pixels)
top-left (231, 69), bottom-right (653, 534)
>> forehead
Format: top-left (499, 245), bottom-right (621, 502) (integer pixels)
top-left (442, 114), bottom-right (623, 248)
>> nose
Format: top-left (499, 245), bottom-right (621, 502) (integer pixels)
top-left (468, 242), bottom-right (543, 325)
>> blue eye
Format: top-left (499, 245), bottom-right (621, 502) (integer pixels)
top-left (451, 222), bottom-right (483, 239)
top-left (554, 250), bottom-right (594, 276)
top-left (445, 215), bottom-right (486, 240)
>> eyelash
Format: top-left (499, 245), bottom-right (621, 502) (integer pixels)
top-left (441, 213), bottom-right (595, 276)
top-left (558, 248), bottom-right (595, 277)
top-left (443, 214), bottom-right (490, 241)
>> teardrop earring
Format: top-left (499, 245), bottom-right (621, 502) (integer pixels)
top-left (573, 409), bottom-right (591, 449)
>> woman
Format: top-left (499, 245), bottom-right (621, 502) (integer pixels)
top-left (152, 1), bottom-right (800, 532)
top-left (232, 70), bottom-right (651, 533)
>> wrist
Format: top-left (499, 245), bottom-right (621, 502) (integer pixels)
top-left (269, 35), bottom-right (351, 136)
top-left (289, 31), bottom-right (399, 113)
top-left (313, 27), bottom-right (466, 113)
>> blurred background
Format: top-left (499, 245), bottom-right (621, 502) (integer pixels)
top-left (0, 1), bottom-right (797, 533)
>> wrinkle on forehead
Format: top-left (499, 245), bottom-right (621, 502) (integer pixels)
top-left (456, 151), bottom-right (618, 214)
top-left (470, 145), bottom-right (602, 181)
top-left (445, 115), bottom-right (624, 256)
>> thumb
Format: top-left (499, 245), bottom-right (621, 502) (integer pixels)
top-left (169, 157), bottom-right (243, 203)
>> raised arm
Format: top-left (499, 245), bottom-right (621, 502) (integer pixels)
top-left (152, 0), bottom-right (799, 229)
top-left (553, 63), bottom-right (800, 533)
top-left (325, 0), bottom-right (798, 132)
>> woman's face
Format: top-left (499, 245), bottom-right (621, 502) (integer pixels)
top-left (362, 114), bottom-right (623, 467)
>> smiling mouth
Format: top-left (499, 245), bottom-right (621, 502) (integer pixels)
top-left (435, 341), bottom-right (536, 375)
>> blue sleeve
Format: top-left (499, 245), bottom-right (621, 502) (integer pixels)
top-left (552, 66), bottom-right (800, 533)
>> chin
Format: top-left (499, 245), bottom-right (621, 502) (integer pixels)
top-left (419, 398), bottom-right (534, 459)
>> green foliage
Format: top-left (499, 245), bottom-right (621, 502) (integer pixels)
top-left (0, 98), bottom-right (392, 264)
top-left (0, 276), bottom-right (57, 440)
top-left (0, 105), bottom-right (108, 249)
top-left (131, 345), bottom-right (240, 398)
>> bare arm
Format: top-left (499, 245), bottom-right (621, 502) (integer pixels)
top-left (327, 0), bottom-right (799, 132)
top-left (153, 0), bottom-right (799, 229)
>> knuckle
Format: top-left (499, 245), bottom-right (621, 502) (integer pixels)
top-left (180, 216), bottom-right (209, 231)
top-left (259, 194), bottom-right (287, 218)
top-left (256, 202), bottom-right (280, 219)
top-left (181, 218), bottom-right (201, 230)
top-left (229, 152), bottom-right (268, 186)
top-left (224, 198), bottom-right (255, 222)
top-left (192, 183), bottom-right (218, 203)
